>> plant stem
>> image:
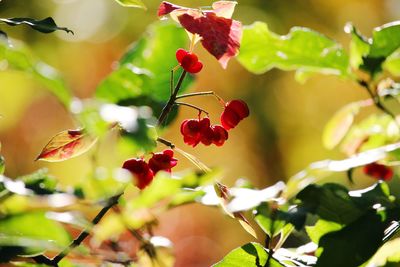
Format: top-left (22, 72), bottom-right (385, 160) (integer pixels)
top-left (176, 91), bottom-right (225, 105)
top-left (174, 102), bottom-right (209, 116)
top-left (156, 137), bottom-right (175, 149)
top-left (157, 70), bottom-right (187, 126)
top-left (358, 80), bottom-right (397, 120)
top-left (32, 192), bottom-right (123, 266)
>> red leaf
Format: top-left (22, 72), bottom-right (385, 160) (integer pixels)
top-left (36, 129), bottom-right (97, 162)
top-left (157, 1), bottom-right (182, 17)
top-left (178, 12), bottom-right (241, 68)
top-left (158, 1), bottom-right (242, 68)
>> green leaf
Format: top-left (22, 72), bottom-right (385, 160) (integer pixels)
top-left (341, 113), bottom-right (399, 155)
top-left (114, 0), bottom-right (146, 9)
top-left (96, 21), bottom-right (193, 123)
top-left (369, 22), bottom-right (400, 58)
top-left (316, 211), bottom-right (386, 267)
top-left (346, 23), bottom-right (370, 70)
top-left (0, 39), bottom-right (72, 106)
top-left (0, 212), bottom-right (71, 256)
top-left (322, 99), bottom-right (372, 150)
top-left (346, 22), bottom-right (400, 76)
top-left (0, 17), bottom-right (73, 34)
top-left (367, 237), bottom-right (400, 267)
top-left (254, 204), bottom-right (288, 238)
top-left (284, 142), bottom-right (400, 199)
top-left (306, 220), bottom-right (342, 244)
top-left (297, 183), bottom-right (363, 225)
top-left (237, 22), bottom-right (350, 79)
top-left (213, 242), bottom-right (284, 267)
top-left (383, 49), bottom-right (400, 76)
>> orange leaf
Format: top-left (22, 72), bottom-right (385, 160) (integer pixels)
top-left (36, 129), bottom-right (97, 162)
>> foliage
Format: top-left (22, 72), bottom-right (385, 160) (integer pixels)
top-left (2, 1), bottom-right (400, 267)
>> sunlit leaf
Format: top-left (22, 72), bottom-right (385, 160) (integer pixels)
top-left (322, 99), bottom-right (372, 150)
top-left (238, 22), bottom-right (350, 79)
top-left (0, 39), bottom-right (72, 107)
top-left (36, 129), bottom-right (97, 162)
top-left (284, 142), bottom-right (400, 199)
top-left (0, 212), bottom-right (70, 256)
top-left (384, 50), bottom-right (400, 76)
top-left (0, 17), bottom-right (73, 34)
top-left (345, 23), bottom-right (370, 70)
top-left (213, 242), bottom-right (284, 267)
top-left (367, 237), bottom-right (400, 267)
top-left (226, 181), bottom-right (285, 213)
top-left (341, 114), bottom-right (399, 156)
top-left (114, 0), bottom-right (146, 9)
top-left (346, 21), bottom-right (400, 76)
top-left (306, 220), bottom-right (342, 244)
top-left (254, 203), bottom-right (288, 238)
top-left (0, 155), bottom-right (4, 175)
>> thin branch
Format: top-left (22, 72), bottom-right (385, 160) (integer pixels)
top-left (174, 102), bottom-right (209, 116)
top-left (170, 69), bottom-right (174, 96)
top-left (157, 70), bottom-right (187, 126)
top-left (157, 137), bottom-right (175, 149)
top-left (50, 192), bottom-right (123, 264)
top-left (358, 80), bottom-right (397, 120)
top-left (176, 91), bottom-right (225, 105)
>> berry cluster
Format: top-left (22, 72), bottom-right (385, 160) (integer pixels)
top-left (180, 99), bottom-right (249, 147)
top-left (180, 117), bottom-right (228, 147)
top-left (363, 162), bottom-right (393, 181)
top-left (122, 149), bottom-right (177, 189)
top-left (176, 48), bottom-right (203, 74)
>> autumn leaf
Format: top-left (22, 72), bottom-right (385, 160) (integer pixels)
top-left (158, 1), bottom-right (242, 69)
top-left (36, 129), bottom-right (97, 162)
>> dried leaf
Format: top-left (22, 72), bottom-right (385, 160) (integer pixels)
top-left (36, 129), bottom-right (97, 162)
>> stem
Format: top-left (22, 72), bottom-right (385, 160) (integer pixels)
top-left (176, 91), bottom-right (225, 105)
top-left (170, 69), bottom-right (174, 96)
top-left (157, 70), bottom-right (187, 127)
top-left (51, 193), bottom-right (123, 264)
top-left (157, 137), bottom-right (175, 149)
top-left (174, 102), bottom-right (209, 116)
top-left (358, 80), bottom-right (397, 120)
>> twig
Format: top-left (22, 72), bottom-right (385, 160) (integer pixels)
top-left (176, 91), bottom-right (225, 105)
top-left (174, 102), bottom-right (209, 115)
top-left (32, 193), bottom-right (123, 266)
top-left (157, 70), bottom-right (187, 126)
top-left (358, 80), bottom-right (397, 120)
top-left (156, 137), bottom-right (175, 149)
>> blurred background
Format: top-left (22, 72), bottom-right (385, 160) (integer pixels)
top-left (0, 0), bottom-right (399, 266)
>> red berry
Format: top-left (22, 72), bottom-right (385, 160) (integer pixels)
top-left (180, 119), bottom-right (201, 147)
top-left (212, 125), bottom-right (229, 146)
top-left (363, 162), bottom-right (393, 181)
top-left (220, 99), bottom-right (250, 130)
top-left (176, 48), bottom-right (203, 74)
top-left (122, 158), bottom-right (154, 189)
top-left (228, 100), bottom-right (250, 119)
top-left (149, 149), bottom-right (178, 174)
